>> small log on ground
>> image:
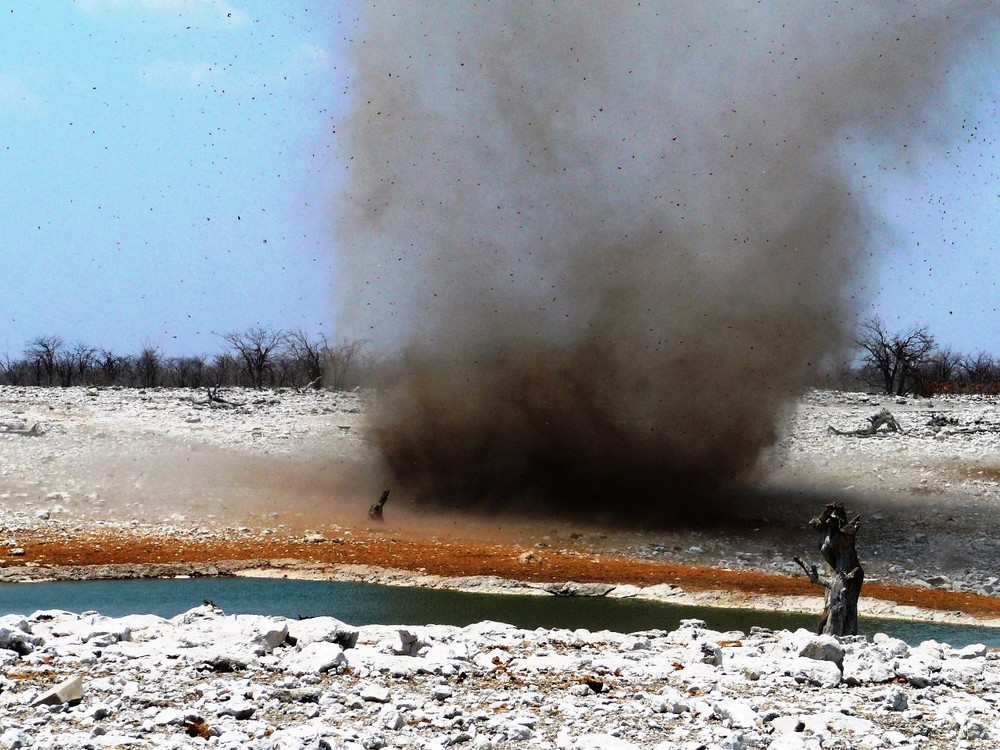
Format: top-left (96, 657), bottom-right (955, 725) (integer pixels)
top-left (0, 423), bottom-right (44, 437)
top-left (828, 408), bottom-right (902, 436)
top-left (368, 490), bottom-right (390, 521)
top-left (793, 502), bottom-right (864, 636)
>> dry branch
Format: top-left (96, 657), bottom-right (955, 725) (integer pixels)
top-left (792, 556), bottom-right (827, 589)
top-left (296, 376), bottom-right (322, 393)
top-left (368, 490), bottom-right (390, 521)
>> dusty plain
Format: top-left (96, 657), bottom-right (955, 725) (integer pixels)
top-left (1, 385), bottom-right (1000, 624)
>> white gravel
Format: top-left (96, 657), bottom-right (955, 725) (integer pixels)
top-left (0, 605), bottom-right (997, 749)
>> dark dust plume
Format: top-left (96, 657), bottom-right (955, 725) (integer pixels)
top-left (333, 3), bottom-right (997, 522)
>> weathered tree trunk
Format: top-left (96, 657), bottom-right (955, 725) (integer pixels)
top-left (793, 503), bottom-right (864, 636)
top-left (828, 408), bottom-right (902, 436)
top-left (190, 386), bottom-right (245, 409)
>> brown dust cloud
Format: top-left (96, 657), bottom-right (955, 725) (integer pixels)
top-left (333, 3), bottom-right (998, 523)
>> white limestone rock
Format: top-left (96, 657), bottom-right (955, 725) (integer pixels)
top-left (883, 687), bottom-right (908, 711)
top-left (287, 616), bottom-right (359, 649)
top-left (789, 657), bottom-right (842, 688)
top-left (955, 642), bottom-right (987, 659)
top-left (218, 699), bottom-right (255, 720)
top-left (0, 616), bottom-right (42, 655)
top-left (379, 706), bottom-right (405, 730)
top-left (842, 649), bottom-right (895, 685)
top-left (0, 600), bottom-right (993, 750)
top-left (151, 707), bottom-right (185, 726)
top-left (359, 684), bottom-right (392, 703)
top-left (280, 641), bottom-right (347, 675)
top-left (871, 633), bottom-right (910, 658)
top-left (32, 675), bottom-right (84, 706)
top-left (714, 697), bottom-right (758, 728)
top-left (895, 653), bottom-right (941, 687)
top-left (573, 734), bottom-right (641, 750)
top-left (796, 634), bottom-right (845, 669)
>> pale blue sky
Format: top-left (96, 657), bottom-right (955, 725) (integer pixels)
top-left (863, 95), bottom-right (1000, 356)
top-left (2, 0), bottom-right (348, 357)
top-left (1, 1), bottom-right (998, 360)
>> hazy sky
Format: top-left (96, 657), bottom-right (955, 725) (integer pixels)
top-left (1, 1), bottom-right (998, 359)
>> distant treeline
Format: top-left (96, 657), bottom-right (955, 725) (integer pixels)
top-left (3, 317), bottom-right (998, 396)
top-left (0, 328), bottom-right (372, 391)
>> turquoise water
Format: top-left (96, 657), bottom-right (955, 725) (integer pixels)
top-left (0, 577), bottom-right (996, 648)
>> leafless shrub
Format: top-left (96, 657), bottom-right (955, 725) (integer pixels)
top-left (54, 342), bottom-right (97, 387)
top-left (97, 349), bottom-right (132, 386)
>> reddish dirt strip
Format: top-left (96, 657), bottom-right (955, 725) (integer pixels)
top-left (5, 529), bottom-right (1000, 620)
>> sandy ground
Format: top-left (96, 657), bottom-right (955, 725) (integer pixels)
top-left (2, 385), bottom-right (1000, 622)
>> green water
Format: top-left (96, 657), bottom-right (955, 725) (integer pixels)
top-left (0, 577), bottom-right (996, 648)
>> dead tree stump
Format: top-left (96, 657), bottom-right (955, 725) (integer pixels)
top-left (368, 490), bottom-right (390, 521)
top-left (793, 503), bottom-right (864, 636)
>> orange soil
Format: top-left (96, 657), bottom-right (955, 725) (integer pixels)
top-left (6, 528), bottom-right (1000, 620)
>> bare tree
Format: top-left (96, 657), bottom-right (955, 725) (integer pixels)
top-left (922, 347), bottom-right (960, 383)
top-left (55, 349), bottom-right (75, 387)
top-left (97, 349), bottom-right (131, 386)
top-left (25, 336), bottom-right (63, 386)
top-left (134, 345), bottom-right (163, 388)
top-left (270, 353), bottom-right (299, 388)
top-left (207, 352), bottom-right (238, 387)
top-left (856, 317), bottom-right (935, 396)
top-left (5, 332), bottom-right (378, 390)
top-left (25, 337), bottom-right (96, 387)
top-left (55, 342), bottom-right (97, 386)
top-left (221, 326), bottom-right (288, 389)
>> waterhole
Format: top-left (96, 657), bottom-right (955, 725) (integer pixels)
top-left (1, 577), bottom-right (997, 648)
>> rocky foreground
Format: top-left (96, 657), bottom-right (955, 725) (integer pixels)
top-left (0, 604), bottom-right (996, 750)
